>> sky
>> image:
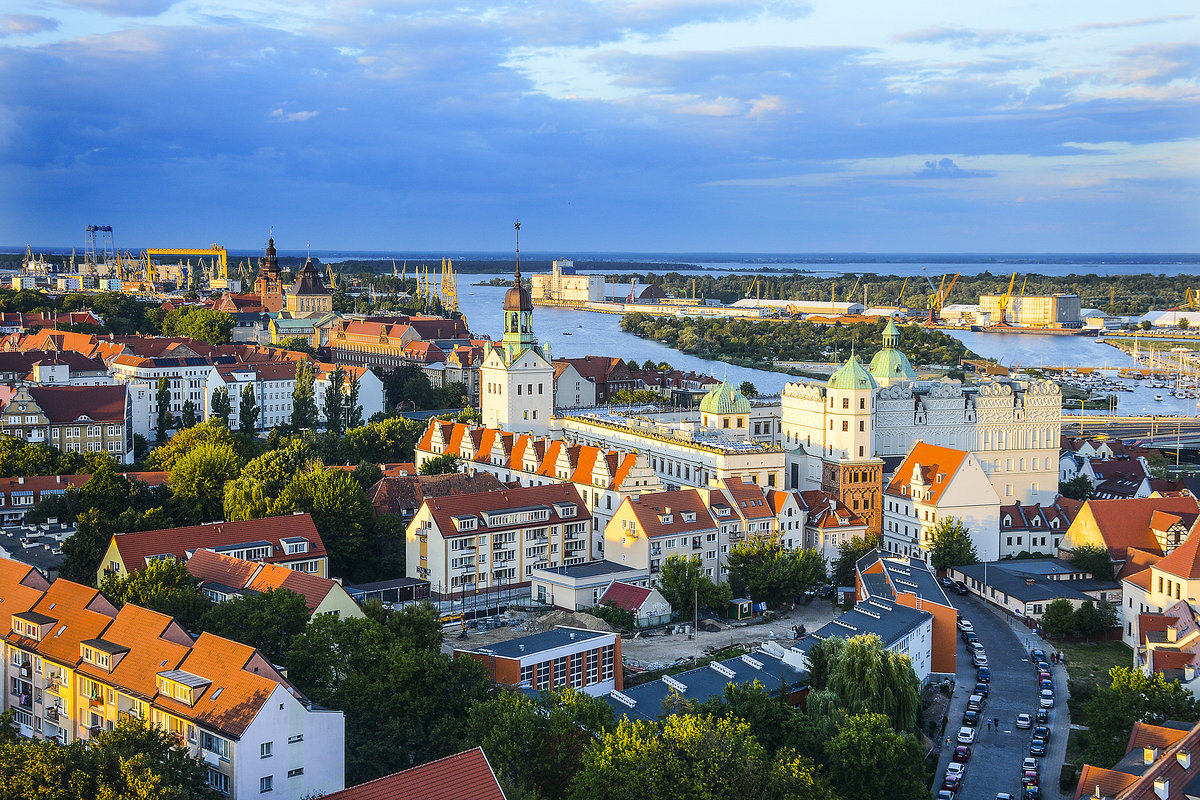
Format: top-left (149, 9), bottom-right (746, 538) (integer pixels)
top-left (1, 1), bottom-right (1198, 253)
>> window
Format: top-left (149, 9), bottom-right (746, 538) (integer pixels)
top-left (842, 421), bottom-right (849, 432)
top-left (842, 398), bottom-right (849, 409)
top-left (260, 742), bottom-right (272, 758)
top-left (260, 776), bottom-right (273, 793)
top-left (288, 768), bottom-right (304, 778)
top-left (207, 769), bottom-right (229, 795)
top-left (287, 734), bottom-right (304, 744)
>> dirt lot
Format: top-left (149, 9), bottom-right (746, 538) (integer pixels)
top-left (441, 600), bottom-right (839, 669)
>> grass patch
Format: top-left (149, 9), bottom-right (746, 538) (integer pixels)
top-left (1065, 728), bottom-right (1084, 767)
top-left (1055, 640), bottom-right (1132, 687)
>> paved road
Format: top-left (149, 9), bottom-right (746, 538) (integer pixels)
top-left (933, 594), bottom-right (1071, 799)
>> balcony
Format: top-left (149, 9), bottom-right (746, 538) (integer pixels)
top-left (18, 664), bottom-right (31, 678)
top-left (16, 694), bottom-right (31, 710)
top-left (45, 706), bottom-right (59, 722)
top-left (45, 678), bottom-right (62, 696)
top-left (202, 749), bottom-right (221, 767)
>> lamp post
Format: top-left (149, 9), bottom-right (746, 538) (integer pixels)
top-left (1074, 398), bottom-right (1086, 439)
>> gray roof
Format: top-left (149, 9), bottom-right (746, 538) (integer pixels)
top-left (471, 626), bottom-right (611, 659)
top-left (856, 549), bottom-right (951, 606)
top-left (955, 562), bottom-right (1120, 604)
top-left (604, 651), bottom-right (808, 722)
top-left (534, 562), bottom-right (640, 579)
top-left (809, 597), bottom-right (932, 650)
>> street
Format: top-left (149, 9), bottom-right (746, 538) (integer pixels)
top-left (934, 593), bottom-right (1071, 799)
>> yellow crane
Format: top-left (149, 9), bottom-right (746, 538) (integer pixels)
top-left (996, 272), bottom-right (1018, 324)
top-left (922, 271), bottom-right (961, 320)
top-left (145, 245), bottom-right (227, 273)
top-left (1187, 288), bottom-right (1199, 311)
top-left (845, 276), bottom-right (861, 303)
top-left (896, 277), bottom-right (909, 307)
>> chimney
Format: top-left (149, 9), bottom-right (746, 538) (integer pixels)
top-left (18, 477), bottom-right (23, 485)
top-left (1168, 625), bottom-right (1178, 643)
top-left (1144, 747), bottom-right (1158, 765)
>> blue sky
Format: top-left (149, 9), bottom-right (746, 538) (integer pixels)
top-left (1, 1), bottom-right (1197, 252)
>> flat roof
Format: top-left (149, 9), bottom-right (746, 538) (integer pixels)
top-left (533, 562), bottom-right (641, 579)
top-left (467, 626), bottom-right (611, 659)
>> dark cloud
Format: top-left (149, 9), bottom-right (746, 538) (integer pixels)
top-left (0, 14), bottom-right (59, 36)
top-left (914, 158), bottom-right (994, 179)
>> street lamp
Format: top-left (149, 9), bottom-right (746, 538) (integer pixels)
top-left (1073, 398), bottom-right (1086, 439)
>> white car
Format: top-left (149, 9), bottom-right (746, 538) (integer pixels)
top-left (1022, 758), bottom-right (1040, 773)
top-left (957, 726), bottom-right (977, 745)
top-left (958, 619), bottom-right (974, 633)
top-left (946, 763), bottom-right (966, 778)
top-left (973, 653), bottom-right (989, 667)
top-left (1016, 713), bottom-right (1033, 729)
top-left (1039, 689), bottom-right (1055, 708)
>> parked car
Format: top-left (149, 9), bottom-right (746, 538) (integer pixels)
top-left (953, 745), bottom-right (972, 763)
top-left (969, 641), bottom-right (986, 656)
top-left (937, 791), bottom-right (956, 800)
top-left (1033, 725), bottom-right (1050, 741)
top-left (1037, 670), bottom-right (1051, 683)
top-left (1031, 648), bottom-right (1046, 661)
top-left (967, 693), bottom-right (986, 711)
top-left (977, 667), bottom-right (991, 683)
top-left (817, 584), bottom-right (835, 599)
top-left (974, 682), bottom-right (990, 697)
top-left (997, 794), bottom-right (1015, 800)
top-left (962, 630), bottom-right (980, 644)
top-left (973, 653), bottom-right (989, 668)
top-left (1029, 738), bottom-right (1047, 756)
top-left (1039, 689), bottom-right (1055, 708)
top-left (1036, 661), bottom-right (1050, 673)
top-left (953, 581), bottom-right (970, 595)
top-left (946, 763), bottom-right (966, 779)
top-left (1015, 713), bottom-right (1033, 729)
top-left (1035, 708), bottom-right (1049, 724)
top-left (963, 710), bottom-right (979, 727)
top-left (1039, 679), bottom-right (1054, 692)
top-left (940, 576), bottom-right (954, 588)
top-left (1022, 771), bottom-right (1039, 787)
top-left (1024, 784), bottom-right (1041, 799)
top-left (958, 619), bottom-right (974, 633)
top-left (1022, 758), bottom-right (1040, 774)
top-left (958, 726), bottom-right (976, 744)
top-left (943, 773), bottom-right (963, 792)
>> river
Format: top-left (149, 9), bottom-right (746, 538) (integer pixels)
top-left (452, 275), bottom-right (1198, 417)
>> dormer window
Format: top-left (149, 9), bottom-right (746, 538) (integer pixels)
top-left (1003, 515), bottom-right (1012, 527)
top-left (682, 512), bottom-right (696, 522)
top-left (156, 670), bottom-right (211, 707)
top-left (553, 503), bottom-right (578, 518)
top-left (282, 538), bottom-right (309, 555)
top-left (11, 611), bottom-right (55, 641)
top-left (658, 514), bottom-right (673, 525)
top-left (453, 515), bottom-right (477, 532)
top-left (80, 639), bottom-right (127, 672)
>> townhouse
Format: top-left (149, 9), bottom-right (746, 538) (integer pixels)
top-left (798, 489), bottom-right (869, 561)
top-left (367, 471), bottom-right (506, 526)
top-left (406, 483), bottom-right (592, 593)
top-left (605, 488), bottom-right (721, 580)
top-left (0, 350), bottom-right (111, 386)
top-left (1121, 527), bottom-right (1200, 648)
top-left (1073, 718), bottom-right (1200, 800)
top-left (999, 498), bottom-right (1082, 556)
top-left (100, 514), bottom-right (330, 582)
top-left (1133, 599), bottom-right (1199, 693)
top-left (0, 558), bottom-right (345, 799)
top-left (183, 549), bottom-right (364, 620)
top-left (0, 384), bottom-right (133, 463)
top-left (882, 442), bottom-right (1002, 563)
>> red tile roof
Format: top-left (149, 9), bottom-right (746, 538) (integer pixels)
top-left (423, 483), bottom-right (586, 538)
top-left (1155, 529), bottom-right (1200, 580)
top-left (885, 443), bottom-right (969, 505)
top-left (799, 490), bottom-right (867, 529)
top-left (26, 385), bottom-right (126, 424)
top-left (109, 514), bottom-right (326, 573)
top-left (1067, 497), bottom-right (1200, 559)
top-left (367, 472), bottom-right (505, 517)
top-left (718, 478), bottom-right (775, 520)
top-left (625, 489), bottom-right (717, 538)
top-left (599, 581), bottom-right (653, 612)
top-left (322, 746), bottom-right (505, 800)
top-left (1073, 764), bottom-right (1139, 800)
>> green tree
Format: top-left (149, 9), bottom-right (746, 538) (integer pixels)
top-left (179, 399), bottom-right (198, 430)
top-left (569, 713), bottom-right (836, 800)
top-left (927, 517), bottom-right (979, 571)
top-left (161, 306), bottom-right (235, 345)
top-left (345, 376), bottom-right (364, 429)
top-left (820, 633), bottom-right (921, 732)
top-left (155, 377), bottom-right (173, 443)
top-left (419, 453), bottom-right (461, 475)
top-left (199, 588), bottom-right (310, 664)
top-left (145, 420), bottom-right (243, 472)
top-left (738, 381), bottom-right (759, 398)
top-left (656, 554), bottom-right (732, 618)
top-left (833, 533), bottom-right (880, 588)
top-left (275, 467), bottom-right (375, 580)
top-left (323, 365), bottom-right (347, 436)
top-left (99, 557), bottom-right (212, 631)
top-left (726, 538), bottom-right (826, 608)
top-left (60, 508), bottom-right (120, 585)
top-left (1073, 600), bottom-right (1109, 637)
top-left (694, 681), bottom-right (824, 758)
top-left (223, 440), bottom-right (316, 521)
top-left (170, 441), bottom-right (241, 522)
top-left (276, 336), bottom-right (316, 355)
top-left (209, 388), bottom-right (232, 427)
top-left (350, 460), bottom-right (383, 490)
top-left (1068, 543), bottom-right (1114, 582)
top-left (1039, 597), bottom-right (1076, 638)
top-left (291, 362), bottom-right (318, 430)
top-left (1082, 667), bottom-right (1200, 767)
top-left (361, 599), bottom-right (444, 652)
top-left (1059, 475), bottom-right (1095, 501)
top-left (238, 385), bottom-right (259, 437)
top-left (824, 712), bottom-right (927, 800)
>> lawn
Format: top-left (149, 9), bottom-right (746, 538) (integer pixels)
top-left (1054, 640), bottom-right (1133, 688)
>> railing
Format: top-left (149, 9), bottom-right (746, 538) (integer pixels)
top-left (45, 706), bottom-right (59, 722)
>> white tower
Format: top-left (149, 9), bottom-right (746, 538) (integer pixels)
top-left (824, 355), bottom-right (876, 461)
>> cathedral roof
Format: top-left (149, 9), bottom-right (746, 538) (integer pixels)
top-left (698, 380), bottom-right (751, 416)
top-left (827, 355), bottom-right (877, 391)
top-left (291, 258), bottom-right (331, 297)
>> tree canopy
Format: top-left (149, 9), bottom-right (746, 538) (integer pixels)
top-left (927, 517), bottom-right (979, 571)
top-left (99, 557), bottom-right (211, 631)
top-left (1081, 667), bottom-right (1200, 767)
top-left (656, 554), bottom-right (732, 617)
top-left (726, 538), bottom-right (826, 608)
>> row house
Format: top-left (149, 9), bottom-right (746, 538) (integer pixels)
top-left (882, 443), bottom-right (1001, 563)
top-left (798, 489), bottom-right (870, 561)
top-left (0, 472), bottom-right (167, 525)
top-left (182, 550), bottom-right (364, 620)
top-left (0, 384), bottom-right (133, 463)
top-left (1060, 496), bottom-right (1200, 564)
top-left (406, 483), bottom-right (592, 593)
top-left (416, 419), bottom-right (662, 547)
top-left (0, 350), bottom-right (111, 386)
top-left (100, 514), bottom-right (330, 582)
top-left (552, 356), bottom-right (637, 404)
top-left (323, 747), bottom-right (506, 800)
top-left (0, 558), bottom-right (345, 799)
top-left (999, 498), bottom-right (1082, 557)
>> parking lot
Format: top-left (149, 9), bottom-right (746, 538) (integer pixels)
top-left (934, 593), bottom-right (1070, 799)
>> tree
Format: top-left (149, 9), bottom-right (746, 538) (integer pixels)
top-left (656, 554), bottom-right (731, 618)
top-left (276, 336), bottom-right (316, 355)
top-left (345, 376), bottom-right (364, 429)
top-left (275, 467), bottom-right (375, 580)
top-left (419, 453), bottom-right (461, 475)
top-left (927, 517), bottom-right (979, 571)
top-left (1073, 600), bottom-right (1107, 637)
top-left (1068, 543), bottom-right (1115, 582)
top-left (170, 441), bottom-right (241, 522)
top-left (161, 306), bottom-right (235, 345)
top-left (361, 600), bottom-right (444, 652)
top-left (824, 712), bottom-right (927, 800)
top-left (145, 420), bottom-right (244, 472)
top-left (99, 557), bottom-right (212, 631)
top-left (291, 362), bottom-right (318, 430)
top-left (569, 713), bottom-right (836, 800)
top-left (820, 633), bottom-right (921, 732)
top-left (238, 384), bottom-right (259, 437)
top-left (1059, 475), bottom-right (1095, 501)
top-left (1181, 318), bottom-right (1191, 330)
top-left (726, 538), bottom-right (826, 607)
top-left (1082, 667), bottom-right (1200, 767)
top-left (209, 388), bottom-right (232, 427)
top-left (739, 381), bottom-right (759, 398)
top-left (1039, 597), bottom-right (1076, 638)
top-left (323, 365), bottom-right (347, 436)
top-left (694, 681), bottom-right (824, 758)
top-left (223, 440), bottom-right (316, 521)
top-left (199, 588), bottom-right (310, 664)
top-left (155, 377), bottom-right (173, 443)
top-left (179, 399), bottom-right (198, 429)
top-left (833, 533), bottom-right (880, 588)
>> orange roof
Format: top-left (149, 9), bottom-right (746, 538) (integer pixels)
top-left (185, 549), bottom-right (260, 589)
top-left (1068, 496), bottom-right (1200, 559)
top-left (322, 746), bottom-right (505, 800)
top-left (1118, 548), bottom-right (1162, 581)
top-left (1155, 528), bottom-right (1200, 580)
top-left (719, 478), bottom-right (775, 520)
top-left (110, 514), bottom-right (326, 573)
top-left (158, 632), bottom-right (281, 739)
top-left (14, 580), bottom-right (117, 666)
top-left (885, 443), bottom-right (969, 505)
top-left (79, 604), bottom-right (191, 699)
top-left (0, 558), bottom-right (51, 617)
top-left (423, 483), bottom-right (587, 538)
top-left (799, 490), bottom-right (868, 529)
top-left (627, 489), bottom-right (716, 538)
top-left (1124, 568), bottom-right (1153, 592)
top-left (1073, 764), bottom-right (1138, 800)
top-left (245, 562), bottom-right (336, 613)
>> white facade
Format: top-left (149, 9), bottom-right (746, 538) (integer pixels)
top-left (231, 684), bottom-right (345, 800)
top-left (481, 346), bottom-right (555, 437)
top-left (554, 362), bottom-right (597, 409)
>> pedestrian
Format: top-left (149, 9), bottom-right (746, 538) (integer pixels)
top-left (946, 736), bottom-right (951, 747)
top-left (994, 717), bottom-right (1000, 729)
top-left (987, 719), bottom-right (992, 731)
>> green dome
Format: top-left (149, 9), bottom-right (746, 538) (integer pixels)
top-left (827, 355), bottom-right (877, 391)
top-left (699, 381), bottom-right (751, 415)
top-left (868, 319), bottom-right (917, 382)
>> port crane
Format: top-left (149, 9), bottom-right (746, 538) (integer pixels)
top-left (922, 270), bottom-right (960, 322)
top-left (995, 272), bottom-right (1018, 324)
top-left (845, 276), bottom-right (861, 304)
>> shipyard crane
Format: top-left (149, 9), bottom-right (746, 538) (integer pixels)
top-left (921, 270), bottom-right (960, 322)
top-left (896, 277), bottom-right (909, 307)
top-left (995, 272), bottom-right (1018, 324)
top-left (1187, 288), bottom-right (1199, 311)
top-left (845, 276), bottom-right (861, 303)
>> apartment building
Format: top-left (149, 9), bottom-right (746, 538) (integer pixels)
top-left (786, 596), bottom-right (934, 684)
top-left (1121, 528), bottom-right (1200, 647)
top-left (100, 514), bottom-right (330, 582)
top-left (0, 384), bottom-right (132, 463)
top-left (183, 549), bottom-right (364, 620)
top-left (999, 498), bottom-right (1081, 556)
top-left (798, 489), bottom-right (870, 561)
top-left (406, 483), bottom-right (591, 593)
top-left (856, 549), bottom-right (957, 674)
top-left (882, 443), bottom-right (1002, 563)
top-left (111, 354), bottom-right (238, 438)
top-left (605, 489), bottom-right (721, 580)
top-left (455, 625), bottom-right (621, 697)
top-left (0, 472), bottom-right (167, 525)
top-left (0, 558), bottom-right (345, 799)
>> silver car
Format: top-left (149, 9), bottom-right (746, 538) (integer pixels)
top-left (1039, 688), bottom-right (1055, 708)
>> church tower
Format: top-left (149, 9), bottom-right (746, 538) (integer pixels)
top-left (821, 355), bottom-right (883, 533)
top-left (868, 319), bottom-right (918, 387)
top-left (256, 236), bottom-right (285, 312)
top-left (480, 221), bottom-right (554, 436)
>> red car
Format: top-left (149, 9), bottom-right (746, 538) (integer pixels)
top-left (953, 745), bottom-right (972, 763)
top-left (1022, 771), bottom-right (1039, 787)
top-left (943, 774), bottom-right (963, 792)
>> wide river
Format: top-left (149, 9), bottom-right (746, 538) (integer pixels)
top-left (450, 274), bottom-right (1197, 418)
